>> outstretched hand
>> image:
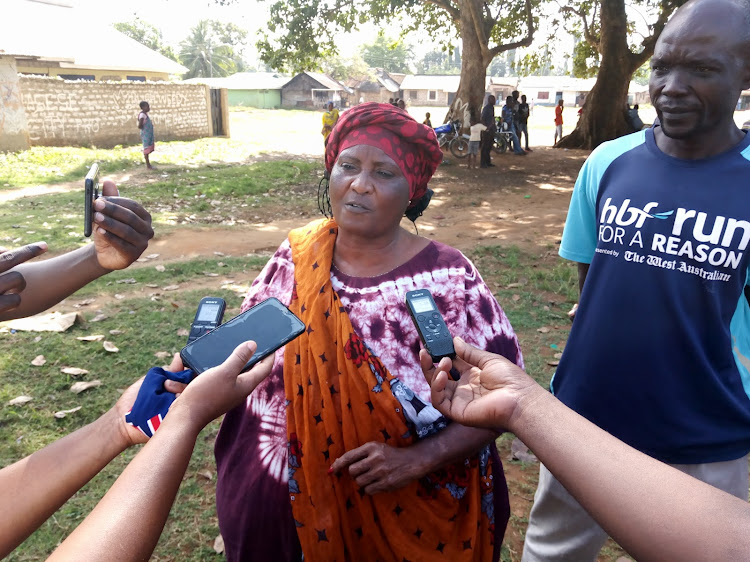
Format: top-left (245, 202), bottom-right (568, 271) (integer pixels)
top-left (92, 181), bottom-right (154, 270)
top-left (0, 243), bottom-right (48, 314)
top-left (420, 337), bottom-right (538, 432)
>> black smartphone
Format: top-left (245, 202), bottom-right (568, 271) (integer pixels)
top-left (84, 163), bottom-right (100, 237)
top-left (180, 297), bottom-right (305, 375)
top-left (405, 289), bottom-right (456, 363)
top-left (187, 297), bottom-right (226, 344)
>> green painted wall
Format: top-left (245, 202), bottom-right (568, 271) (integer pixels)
top-left (227, 89), bottom-right (281, 109)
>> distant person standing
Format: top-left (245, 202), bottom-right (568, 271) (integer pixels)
top-left (467, 116), bottom-right (486, 170)
top-left (480, 95), bottom-right (497, 168)
top-left (423, 112), bottom-right (432, 127)
top-left (321, 102), bottom-right (339, 147)
top-left (517, 95), bottom-right (531, 151)
top-left (137, 101), bottom-right (155, 170)
top-left (397, 99), bottom-right (406, 110)
top-left (553, 99), bottom-right (564, 145)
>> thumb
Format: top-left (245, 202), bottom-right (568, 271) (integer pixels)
top-left (100, 180), bottom-right (119, 197)
top-left (218, 340), bottom-right (258, 375)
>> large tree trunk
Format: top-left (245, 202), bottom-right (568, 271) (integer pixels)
top-left (447, 2), bottom-right (489, 126)
top-left (557, 0), bottom-right (635, 149)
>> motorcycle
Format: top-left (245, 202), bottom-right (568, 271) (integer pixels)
top-left (434, 120), bottom-right (470, 159)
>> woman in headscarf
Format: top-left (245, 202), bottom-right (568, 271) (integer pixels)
top-left (214, 103), bottom-right (523, 561)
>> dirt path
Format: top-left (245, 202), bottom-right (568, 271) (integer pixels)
top-left (143, 146), bottom-right (587, 260)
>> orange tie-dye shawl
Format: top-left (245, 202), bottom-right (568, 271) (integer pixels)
top-left (283, 218), bottom-right (501, 561)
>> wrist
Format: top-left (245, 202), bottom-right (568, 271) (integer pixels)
top-left (506, 383), bottom-right (553, 435)
top-left (84, 243), bottom-right (112, 274)
top-left (100, 406), bottom-right (135, 453)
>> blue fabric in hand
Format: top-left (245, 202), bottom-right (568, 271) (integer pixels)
top-left (125, 367), bottom-right (194, 438)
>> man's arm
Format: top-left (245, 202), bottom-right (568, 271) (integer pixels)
top-left (0, 181), bottom-right (153, 321)
top-left (425, 340), bottom-right (750, 562)
top-left (577, 262), bottom-right (590, 297)
top-left (48, 343), bottom-right (274, 562)
top-left (0, 379), bottom-right (152, 557)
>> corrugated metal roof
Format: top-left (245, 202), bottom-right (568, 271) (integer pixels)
top-left (304, 71), bottom-right (350, 92)
top-left (2, 0), bottom-right (186, 75)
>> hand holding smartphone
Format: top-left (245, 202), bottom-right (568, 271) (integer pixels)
top-left (84, 163), bottom-right (100, 237)
top-left (180, 297), bottom-right (305, 375)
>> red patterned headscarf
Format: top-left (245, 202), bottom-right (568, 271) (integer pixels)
top-left (325, 102), bottom-right (443, 206)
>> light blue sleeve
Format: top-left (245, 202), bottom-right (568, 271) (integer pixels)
top-left (559, 131), bottom-right (647, 264)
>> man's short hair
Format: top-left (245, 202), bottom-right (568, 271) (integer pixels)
top-left (139, 101), bottom-right (148, 109)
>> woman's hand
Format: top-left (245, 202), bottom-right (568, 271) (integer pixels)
top-left (92, 181), bottom-right (154, 270)
top-left (422, 337), bottom-right (540, 432)
top-left (330, 442), bottom-right (422, 495)
top-left (0, 242), bottom-right (47, 314)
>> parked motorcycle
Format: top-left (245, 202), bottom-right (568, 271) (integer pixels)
top-left (434, 120), bottom-right (470, 159)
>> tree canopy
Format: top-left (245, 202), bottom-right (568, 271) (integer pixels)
top-left (360, 35), bottom-right (413, 74)
top-left (179, 20), bottom-right (249, 79)
top-left (113, 18), bottom-right (179, 62)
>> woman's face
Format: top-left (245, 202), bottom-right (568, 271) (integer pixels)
top-left (329, 144), bottom-right (411, 239)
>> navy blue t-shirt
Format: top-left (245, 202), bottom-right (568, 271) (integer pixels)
top-left (556, 128), bottom-right (750, 464)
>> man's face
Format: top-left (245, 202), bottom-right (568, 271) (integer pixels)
top-left (488, 96), bottom-right (495, 105)
top-left (649, 1), bottom-right (750, 140)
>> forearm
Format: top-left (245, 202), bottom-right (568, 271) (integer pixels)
top-left (576, 262), bottom-right (590, 297)
top-left (409, 423), bottom-right (497, 475)
top-left (509, 388), bottom-right (750, 561)
top-left (0, 245), bottom-right (109, 320)
top-left (0, 409), bottom-right (129, 557)
top-left (48, 410), bottom-right (201, 562)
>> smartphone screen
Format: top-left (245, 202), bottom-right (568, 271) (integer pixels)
top-left (180, 297), bottom-right (305, 374)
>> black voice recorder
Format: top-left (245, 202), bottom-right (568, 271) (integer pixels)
top-left (405, 289), bottom-right (456, 363)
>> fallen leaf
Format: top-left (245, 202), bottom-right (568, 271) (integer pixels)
top-left (177, 328), bottom-right (189, 337)
top-left (33, 336), bottom-right (41, 342)
top-left (163, 285), bottom-right (180, 291)
top-left (114, 294), bottom-right (125, 300)
top-left (197, 469), bottom-right (213, 481)
top-left (90, 313), bottom-right (108, 323)
top-left (61, 367), bottom-right (89, 376)
top-left (151, 296), bottom-right (162, 302)
top-left (506, 283), bottom-right (522, 289)
top-left (109, 329), bottom-right (124, 335)
top-left (213, 251), bottom-right (225, 256)
top-left (512, 294), bottom-right (521, 302)
top-left (54, 406), bottom-right (82, 419)
top-left (217, 262), bottom-right (226, 267)
top-left (155, 265), bottom-right (166, 272)
top-left (154, 351), bottom-right (171, 359)
top-left (145, 283), bottom-right (159, 288)
top-left (537, 326), bottom-right (550, 333)
top-left (547, 360), bottom-right (560, 367)
top-left (8, 395), bottom-right (33, 406)
top-left (145, 253), bottom-right (160, 260)
top-left (0, 311), bottom-right (80, 332)
top-left (203, 272), bottom-right (219, 277)
top-left (70, 380), bottom-right (102, 394)
top-left (77, 335), bottom-right (105, 342)
top-left (31, 355), bottom-right (47, 366)
top-left (510, 437), bottom-right (538, 463)
top-left (213, 535), bottom-right (225, 554)
top-left (74, 298), bottom-right (96, 307)
top-left (103, 341), bottom-right (119, 353)
top-left (554, 352), bottom-right (563, 359)
top-left (116, 278), bottom-right (137, 284)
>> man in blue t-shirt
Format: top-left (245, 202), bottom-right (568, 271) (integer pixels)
top-left (522, 0), bottom-right (750, 560)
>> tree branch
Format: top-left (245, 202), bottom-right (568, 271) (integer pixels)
top-left (560, 5), bottom-right (599, 49)
top-left (627, 0), bottom-right (681, 71)
top-left (422, 0), bottom-right (460, 21)
top-left (486, 0), bottom-right (535, 60)
top-left (467, 0), bottom-right (491, 61)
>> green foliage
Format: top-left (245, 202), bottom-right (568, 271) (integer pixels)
top-left (360, 34), bottom-right (414, 73)
top-left (571, 36), bottom-right (600, 78)
top-left (179, 20), bottom-right (248, 78)
top-left (113, 18), bottom-right (179, 62)
top-left (322, 52), bottom-right (374, 82)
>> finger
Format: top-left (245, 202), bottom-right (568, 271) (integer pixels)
top-left (0, 242), bottom-right (48, 274)
top-left (0, 293), bottom-right (22, 311)
top-left (236, 353), bottom-right (274, 392)
top-left (331, 444), bottom-right (371, 473)
top-left (0, 271), bottom-right (26, 295)
top-left (167, 353), bottom-right (184, 372)
top-left (453, 337), bottom-right (500, 371)
top-left (100, 180), bottom-right (120, 197)
top-left (212, 340), bottom-right (258, 377)
top-left (94, 199), bottom-right (154, 239)
top-left (419, 349), bottom-right (436, 382)
top-left (164, 380), bottom-right (187, 394)
top-left (95, 196), bottom-right (152, 227)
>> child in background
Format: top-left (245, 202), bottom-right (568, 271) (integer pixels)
top-left (137, 101), bottom-right (155, 170)
top-left (423, 112), bottom-right (432, 127)
top-left (467, 116), bottom-right (486, 170)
